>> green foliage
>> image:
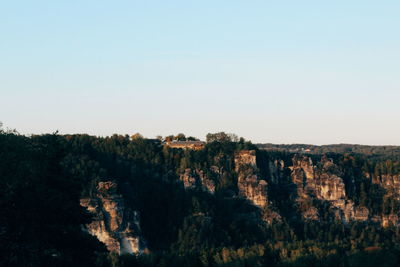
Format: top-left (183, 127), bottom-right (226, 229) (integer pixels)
top-left (0, 132), bottom-right (108, 266)
top-left (3, 131), bottom-right (400, 266)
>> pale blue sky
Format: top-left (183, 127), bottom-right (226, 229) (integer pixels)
top-left (1, 1), bottom-right (399, 145)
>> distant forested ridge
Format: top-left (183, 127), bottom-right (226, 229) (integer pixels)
top-left (257, 143), bottom-right (400, 160)
top-left (2, 129), bottom-right (400, 266)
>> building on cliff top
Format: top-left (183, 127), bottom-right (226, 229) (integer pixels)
top-left (165, 140), bottom-right (205, 150)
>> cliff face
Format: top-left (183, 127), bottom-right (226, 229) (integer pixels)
top-left (234, 150), bottom-right (257, 172)
top-left (289, 155), bottom-right (368, 223)
top-left (80, 182), bottom-right (146, 255)
top-left (179, 150), bottom-right (270, 209)
top-left (235, 150), bottom-right (268, 208)
top-left (180, 168), bottom-right (216, 193)
top-left (381, 214), bottom-right (400, 227)
top-left (289, 155), bottom-right (400, 227)
top-left (177, 151), bottom-right (400, 228)
top-left (238, 174), bottom-right (268, 208)
top-left (290, 155), bottom-right (346, 201)
top-left (372, 174), bottom-right (400, 200)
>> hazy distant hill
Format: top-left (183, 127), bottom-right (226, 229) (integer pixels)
top-left (257, 143), bottom-right (400, 160)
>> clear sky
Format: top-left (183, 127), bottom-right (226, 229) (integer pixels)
top-left (1, 1), bottom-right (399, 145)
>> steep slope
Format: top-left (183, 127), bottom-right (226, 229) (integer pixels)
top-left (80, 182), bottom-right (146, 255)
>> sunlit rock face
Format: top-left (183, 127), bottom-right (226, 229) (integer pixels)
top-left (353, 206), bottom-right (370, 221)
top-left (80, 181), bottom-right (146, 255)
top-left (318, 174), bottom-right (346, 201)
top-left (290, 155), bottom-right (346, 201)
top-left (235, 150), bottom-right (268, 208)
top-left (369, 214), bottom-right (400, 228)
top-left (363, 173), bottom-right (400, 227)
top-left (290, 155), bottom-right (370, 223)
top-left (238, 175), bottom-right (268, 208)
top-left (370, 174), bottom-right (400, 200)
top-left (302, 206), bottom-right (320, 221)
top-left (382, 214), bottom-right (400, 227)
top-left (180, 168), bottom-right (216, 193)
top-left (289, 155), bottom-right (315, 198)
top-left (234, 150), bottom-right (257, 172)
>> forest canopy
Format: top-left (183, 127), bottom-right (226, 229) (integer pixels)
top-left (2, 128), bottom-right (400, 266)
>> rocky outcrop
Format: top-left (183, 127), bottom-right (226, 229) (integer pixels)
top-left (180, 168), bottom-right (216, 193)
top-left (235, 150), bottom-right (268, 208)
top-left (290, 155), bottom-right (369, 223)
top-left (318, 173), bottom-right (346, 201)
top-left (234, 150), bottom-right (257, 172)
top-left (80, 181), bottom-right (146, 255)
top-left (363, 173), bottom-right (400, 226)
top-left (371, 174), bottom-right (400, 200)
top-left (290, 155), bottom-right (346, 201)
top-left (238, 175), bottom-right (268, 208)
top-left (289, 155), bottom-right (315, 198)
top-left (353, 206), bottom-right (370, 221)
top-left (369, 214), bottom-right (399, 227)
top-left (382, 214), bottom-right (399, 227)
top-left (302, 206), bottom-right (320, 221)
top-left (178, 151), bottom-right (400, 228)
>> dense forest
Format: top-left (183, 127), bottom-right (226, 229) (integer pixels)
top-left (2, 127), bottom-right (400, 267)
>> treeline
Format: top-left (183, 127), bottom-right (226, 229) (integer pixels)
top-left (0, 131), bottom-right (109, 266)
top-left (2, 128), bottom-right (400, 266)
top-left (258, 143), bottom-right (400, 161)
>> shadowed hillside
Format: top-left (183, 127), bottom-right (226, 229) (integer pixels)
top-left (2, 130), bottom-right (400, 266)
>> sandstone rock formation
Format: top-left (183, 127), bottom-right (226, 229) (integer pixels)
top-left (353, 206), bottom-right (370, 221)
top-left (372, 174), bottom-right (400, 200)
top-left (180, 168), bottom-right (216, 193)
top-left (234, 150), bottom-right (257, 172)
top-left (179, 152), bottom-right (400, 228)
top-left (290, 155), bottom-right (369, 223)
top-left (382, 214), bottom-right (399, 227)
top-left (80, 181), bottom-right (146, 255)
top-left (238, 175), bottom-right (268, 208)
top-left (235, 150), bottom-right (268, 208)
top-left (302, 206), bottom-right (320, 221)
